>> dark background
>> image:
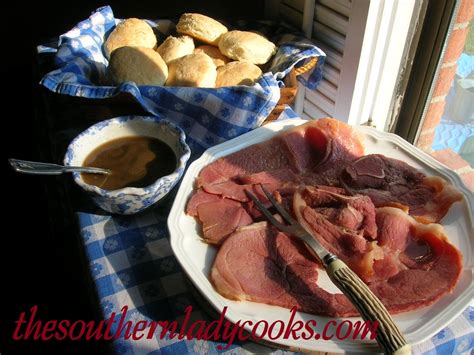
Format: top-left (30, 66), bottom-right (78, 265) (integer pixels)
top-left (2, 2), bottom-right (264, 354)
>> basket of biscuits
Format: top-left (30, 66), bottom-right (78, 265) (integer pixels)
top-left (40, 6), bottom-right (325, 155)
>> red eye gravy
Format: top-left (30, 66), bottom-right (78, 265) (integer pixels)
top-left (81, 136), bottom-right (177, 190)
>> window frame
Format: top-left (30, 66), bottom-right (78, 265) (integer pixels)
top-left (394, 0), bottom-right (461, 142)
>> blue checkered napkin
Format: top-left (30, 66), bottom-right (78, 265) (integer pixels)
top-left (39, 5), bottom-right (325, 154)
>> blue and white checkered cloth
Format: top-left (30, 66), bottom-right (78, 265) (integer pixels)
top-left (39, 5), bottom-right (326, 155)
top-left (76, 108), bottom-right (473, 355)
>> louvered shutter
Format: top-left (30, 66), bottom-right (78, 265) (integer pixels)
top-left (278, 0), bottom-right (352, 120)
top-left (270, 0), bottom-right (420, 131)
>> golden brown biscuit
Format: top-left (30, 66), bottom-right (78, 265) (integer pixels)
top-left (156, 35), bottom-right (195, 64)
top-left (194, 45), bottom-right (231, 67)
top-left (219, 30), bottom-right (276, 65)
top-left (108, 46), bottom-right (168, 86)
top-left (176, 13), bottom-right (227, 45)
top-left (166, 53), bottom-right (216, 87)
top-left (104, 18), bottom-right (157, 57)
top-left (216, 61), bottom-right (262, 87)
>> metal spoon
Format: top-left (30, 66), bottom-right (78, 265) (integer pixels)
top-left (9, 159), bottom-right (111, 176)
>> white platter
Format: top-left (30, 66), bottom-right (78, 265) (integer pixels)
top-left (168, 119), bottom-right (473, 353)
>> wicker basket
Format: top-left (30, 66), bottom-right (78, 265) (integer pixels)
top-left (264, 57), bottom-right (318, 124)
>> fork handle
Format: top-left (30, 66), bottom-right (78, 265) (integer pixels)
top-left (325, 256), bottom-right (411, 355)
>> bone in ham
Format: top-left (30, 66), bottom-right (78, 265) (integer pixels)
top-left (340, 154), bottom-right (463, 223)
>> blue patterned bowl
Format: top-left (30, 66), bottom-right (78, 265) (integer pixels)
top-left (64, 116), bottom-right (191, 215)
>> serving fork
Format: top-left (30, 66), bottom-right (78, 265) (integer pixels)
top-left (246, 186), bottom-right (411, 355)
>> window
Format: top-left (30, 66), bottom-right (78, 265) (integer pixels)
top-left (395, 0), bottom-right (473, 190)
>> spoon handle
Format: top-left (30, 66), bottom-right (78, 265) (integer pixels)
top-left (9, 159), bottom-right (110, 175)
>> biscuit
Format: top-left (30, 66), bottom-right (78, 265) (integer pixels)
top-left (104, 18), bottom-right (157, 57)
top-left (166, 53), bottom-right (216, 87)
top-left (108, 46), bottom-right (168, 86)
top-left (156, 35), bottom-right (195, 64)
top-left (194, 45), bottom-right (231, 67)
top-left (219, 30), bottom-right (276, 65)
top-left (176, 13), bottom-right (227, 45)
top-left (216, 61), bottom-right (262, 87)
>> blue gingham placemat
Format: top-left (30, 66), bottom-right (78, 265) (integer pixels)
top-left (39, 5), bottom-right (326, 154)
top-left (75, 108), bottom-right (473, 354)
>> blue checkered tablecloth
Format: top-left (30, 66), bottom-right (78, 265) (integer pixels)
top-left (75, 107), bottom-right (473, 355)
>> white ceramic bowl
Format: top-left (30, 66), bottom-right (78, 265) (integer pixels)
top-left (64, 115), bottom-right (191, 214)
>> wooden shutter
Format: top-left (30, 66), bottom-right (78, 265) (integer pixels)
top-left (268, 0), bottom-right (422, 131)
top-left (278, 0), bottom-right (354, 120)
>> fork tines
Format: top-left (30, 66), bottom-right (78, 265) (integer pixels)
top-left (244, 185), bottom-right (296, 234)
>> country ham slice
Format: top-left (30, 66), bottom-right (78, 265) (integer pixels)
top-left (211, 222), bottom-right (356, 317)
top-left (369, 207), bottom-right (463, 313)
top-left (202, 181), bottom-right (252, 202)
top-left (197, 118), bottom-right (364, 187)
top-left (413, 176), bottom-right (464, 223)
top-left (197, 138), bottom-right (292, 187)
top-left (196, 200), bottom-right (253, 244)
top-left (294, 187), bottom-right (463, 313)
top-left (341, 154), bottom-right (463, 223)
top-left (293, 187), bottom-right (379, 281)
top-left (238, 168), bottom-right (300, 185)
top-left (304, 117), bottom-right (364, 170)
top-left (186, 189), bottom-right (223, 216)
top-left (297, 187), bottom-right (377, 239)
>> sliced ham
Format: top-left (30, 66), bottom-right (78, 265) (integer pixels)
top-left (341, 154), bottom-right (463, 223)
top-left (186, 118), bottom-right (464, 317)
top-left (202, 180), bottom-right (252, 202)
top-left (197, 118), bottom-right (364, 187)
top-left (238, 168), bottom-right (300, 185)
top-left (186, 188), bottom-right (223, 216)
top-left (202, 179), bottom-right (292, 204)
top-left (197, 138), bottom-right (292, 187)
top-left (413, 176), bottom-right (464, 223)
top-left (211, 222), bottom-right (356, 317)
top-left (304, 118), bottom-right (364, 170)
top-left (188, 118), bottom-right (366, 242)
top-left (368, 207), bottom-right (463, 313)
top-left (293, 187), bottom-right (379, 281)
top-left (196, 200), bottom-right (253, 244)
top-left (294, 188), bottom-right (463, 314)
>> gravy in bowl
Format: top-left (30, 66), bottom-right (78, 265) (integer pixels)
top-left (82, 136), bottom-right (177, 190)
